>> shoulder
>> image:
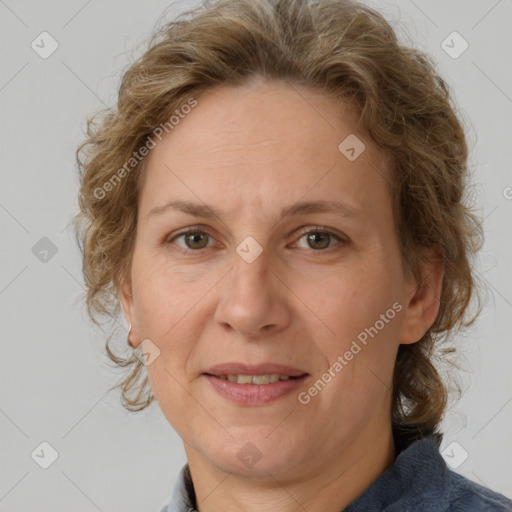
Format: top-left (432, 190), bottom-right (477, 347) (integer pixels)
top-left (445, 469), bottom-right (512, 511)
top-left (380, 434), bottom-right (512, 512)
top-left (390, 431), bottom-right (512, 511)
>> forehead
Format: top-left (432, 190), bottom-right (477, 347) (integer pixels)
top-left (139, 80), bottom-right (390, 219)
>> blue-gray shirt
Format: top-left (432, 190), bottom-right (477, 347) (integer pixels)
top-left (158, 437), bottom-right (512, 511)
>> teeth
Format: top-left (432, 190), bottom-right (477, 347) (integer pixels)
top-left (220, 374), bottom-right (293, 384)
top-left (253, 375), bottom-right (270, 384)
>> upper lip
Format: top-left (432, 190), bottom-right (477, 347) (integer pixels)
top-left (204, 363), bottom-right (308, 377)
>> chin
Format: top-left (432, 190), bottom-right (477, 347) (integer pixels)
top-left (203, 432), bottom-right (307, 479)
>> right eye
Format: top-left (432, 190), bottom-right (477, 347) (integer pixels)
top-left (166, 228), bottom-right (216, 252)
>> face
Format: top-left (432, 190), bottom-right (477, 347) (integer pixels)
top-left (121, 78), bottom-right (440, 479)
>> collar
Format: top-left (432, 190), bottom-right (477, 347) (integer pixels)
top-left (343, 436), bottom-right (449, 511)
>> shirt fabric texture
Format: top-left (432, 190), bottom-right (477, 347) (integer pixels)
top-left (157, 436), bottom-right (512, 511)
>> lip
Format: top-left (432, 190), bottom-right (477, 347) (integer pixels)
top-left (204, 374), bottom-right (309, 406)
top-left (202, 362), bottom-right (309, 406)
top-left (204, 362), bottom-right (308, 377)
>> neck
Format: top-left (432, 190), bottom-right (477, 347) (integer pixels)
top-left (185, 423), bottom-right (397, 512)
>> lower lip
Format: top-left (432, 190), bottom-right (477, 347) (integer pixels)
top-left (204, 374), bottom-right (307, 406)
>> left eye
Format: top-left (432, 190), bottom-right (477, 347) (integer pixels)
top-left (293, 229), bottom-right (345, 250)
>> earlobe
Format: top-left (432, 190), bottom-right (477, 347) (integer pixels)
top-left (398, 247), bottom-right (444, 345)
top-left (119, 275), bottom-right (142, 349)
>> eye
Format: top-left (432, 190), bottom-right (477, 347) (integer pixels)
top-left (292, 227), bottom-right (348, 251)
top-left (166, 226), bottom-right (349, 253)
top-left (168, 228), bottom-right (215, 251)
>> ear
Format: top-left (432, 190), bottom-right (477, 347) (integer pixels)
top-left (398, 246), bottom-right (444, 345)
top-left (119, 273), bottom-right (143, 349)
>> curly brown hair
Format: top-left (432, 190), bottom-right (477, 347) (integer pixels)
top-left (74, 0), bottom-right (483, 446)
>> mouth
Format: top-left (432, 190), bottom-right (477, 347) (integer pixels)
top-left (202, 363), bottom-right (309, 405)
top-left (205, 373), bottom-right (304, 384)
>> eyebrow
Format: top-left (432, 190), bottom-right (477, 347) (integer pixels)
top-left (147, 199), bottom-right (361, 221)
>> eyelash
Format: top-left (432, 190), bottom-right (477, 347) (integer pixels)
top-left (165, 225), bottom-right (349, 254)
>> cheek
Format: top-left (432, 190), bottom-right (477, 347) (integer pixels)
top-left (132, 266), bottom-right (199, 417)
top-left (303, 264), bottom-right (403, 399)
top-left (307, 291), bottom-right (400, 426)
top-left (303, 264), bottom-right (402, 344)
top-left (131, 256), bottom-right (221, 378)
top-left (132, 256), bottom-right (201, 335)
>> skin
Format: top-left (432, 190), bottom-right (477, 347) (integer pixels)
top-left (120, 77), bottom-right (443, 512)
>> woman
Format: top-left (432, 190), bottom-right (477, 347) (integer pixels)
top-left (75, 0), bottom-right (512, 510)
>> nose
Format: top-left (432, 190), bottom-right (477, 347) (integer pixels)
top-left (214, 247), bottom-right (291, 338)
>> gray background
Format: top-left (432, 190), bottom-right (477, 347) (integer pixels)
top-left (1, 0), bottom-right (511, 510)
